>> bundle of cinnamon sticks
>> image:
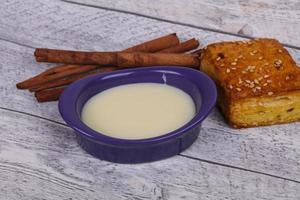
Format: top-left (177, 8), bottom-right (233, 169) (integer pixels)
top-left (16, 33), bottom-right (201, 102)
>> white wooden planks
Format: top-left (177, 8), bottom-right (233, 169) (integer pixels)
top-left (1, 109), bottom-right (300, 200)
top-left (0, 0), bottom-right (300, 182)
top-left (63, 0), bottom-right (300, 48)
top-left (1, 0), bottom-right (300, 198)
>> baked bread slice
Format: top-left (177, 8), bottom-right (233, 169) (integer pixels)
top-left (200, 38), bottom-right (300, 128)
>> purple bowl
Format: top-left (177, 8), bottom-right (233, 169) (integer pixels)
top-left (59, 66), bottom-right (217, 163)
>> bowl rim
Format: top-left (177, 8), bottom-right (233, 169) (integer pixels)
top-left (59, 66), bottom-right (217, 146)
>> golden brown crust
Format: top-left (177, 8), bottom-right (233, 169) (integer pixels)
top-left (200, 38), bottom-right (300, 128)
top-left (201, 38), bottom-right (300, 100)
top-left (229, 90), bottom-right (300, 128)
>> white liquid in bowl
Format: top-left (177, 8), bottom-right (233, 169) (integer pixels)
top-left (81, 83), bottom-right (196, 139)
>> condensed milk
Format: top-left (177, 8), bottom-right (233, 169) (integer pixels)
top-left (81, 83), bottom-right (195, 139)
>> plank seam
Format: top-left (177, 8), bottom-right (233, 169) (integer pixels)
top-left (60, 0), bottom-right (300, 50)
top-left (0, 106), bottom-right (67, 127)
top-left (179, 154), bottom-right (300, 184)
top-left (0, 38), bottom-right (36, 49)
top-left (1, 106), bottom-right (300, 183)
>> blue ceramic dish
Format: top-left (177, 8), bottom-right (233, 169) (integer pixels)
top-left (59, 66), bottom-right (217, 163)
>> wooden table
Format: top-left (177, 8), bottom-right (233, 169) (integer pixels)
top-left (1, 0), bottom-right (300, 199)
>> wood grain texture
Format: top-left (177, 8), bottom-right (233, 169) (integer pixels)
top-left (1, 0), bottom-right (300, 62)
top-left (1, 0), bottom-right (300, 198)
top-left (0, 0), bottom-right (300, 183)
top-left (0, 40), bottom-right (62, 123)
top-left (1, 36), bottom-right (300, 188)
top-left (64, 0), bottom-right (300, 48)
top-left (1, 109), bottom-right (300, 200)
top-left (184, 109), bottom-right (300, 180)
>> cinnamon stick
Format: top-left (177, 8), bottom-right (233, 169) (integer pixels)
top-left (40, 34), bottom-right (181, 75)
top-left (22, 53), bottom-right (198, 89)
top-left (17, 33), bottom-right (179, 89)
top-left (33, 53), bottom-right (199, 101)
top-left (159, 38), bottom-right (199, 53)
top-left (33, 46), bottom-right (201, 102)
top-left (19, 34), bottom-right (201, 103)
top-left (35, 34), bottom-right (180, 64)
top-left (40, 38), bottom-right (197, 77)
top-left (35, 50), bottom-right (199, 66)
top-left (35, 50), bottom-right (116, 65)
top-left (29, 39), bottom-right (199, 92)
top-left (30, 67), bottom-right (117, 92)
top-left (35, 87), bottom-right (65, 102)
top-left (123, 33), bottom-right (179, 52)
top-left (39, 64), bottom-right (84, 76)
top-left (18, 64), bottom-right (81, 88)
top-left (38, 37), bottom-right (197, 75)
top-left (17, 65), bottom-right (98, 89)
top-left (33, 54), bottom-right (199, 102)
top-left (116, 53), bottom-right (199, 67)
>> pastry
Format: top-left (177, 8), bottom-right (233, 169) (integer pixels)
top-left (200, 38), bottom-right (300, 128)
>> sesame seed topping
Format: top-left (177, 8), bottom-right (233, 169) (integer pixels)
top-left (216, 57), bottom-right (221, 61)
top-left (242, 41), bottom-right (247, 44)
top-left (286, 75), bottom-right (290, 80)
top-left (238, 78), bottom-right (243, 84)
top-left (254, 79), bottom-right (259, 84)
top-left (250, 52), bottom-right (255, 56)
top-left (275, 59), bottom-right (282, 64)
top-left (274, 59), bottom-right (283, 69)
top-left (231, 67), bottom-right (237, 70)
top-left (258, 56), bottom-right (263, 60)
top-left (234, 58), bottom-right (238, 62)
top-left (244, 80), bottom-right (255, 88)
top-left (238, 55), bottom-right (243, 59)
top-left (242, 71), bottom-right (246, 74)
top-left (226, 68), bottom-right (231, 73)
top-left (245, 65), bottom-right (256, 72)
top-left (247, 41), bottom-right (253, 45)
top-left (220, 63), bottom-right (225, 67)
top-left (252, 88), bottom-right (257, 92)
top-left (263, 83), bottom-right (268, 86)
top-left (236, 87), bottom-right (242, 91)
top-left (278, 49), bottom-right (283, 53)
top-left (229, 85), bottom-right (233, 89)
top-left (256, 86), bottom-right (261, 90)
top-left (252, 50), bottom-right (258, 54)
top-left (258, 77), bottom-right (263, 81)
top-left (267, 80), bottom-right (272, 83)
top-left (263, 75), bottom-right (269, 78)
top-left (231, 62), bottom-right (237, 66)
top-left (264, 62), bottom-right (270, 66)
top-left (268, 92), bottom-right (273, 96)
